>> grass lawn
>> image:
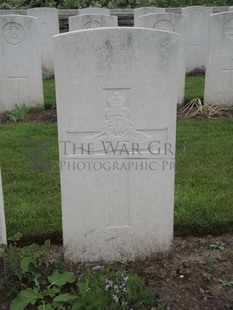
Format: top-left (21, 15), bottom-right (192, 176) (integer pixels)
top-left (0, 124), bottom-right (62, 241)
top-left (43, 76), bottom-right (205, 108)
top-left (0, 76), bottom-right (232, 241)
top-left (43, 79), bottom-right (56, 109)
top-left (184, 75), bottom-right (205, 103)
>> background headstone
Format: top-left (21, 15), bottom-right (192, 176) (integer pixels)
top-left (0, 15), bottom-right (44, 112)
top-left (139, 13), bottom-right (186, 105)
top-left (69, 14), bottom-right (118, 31)
top-left (134, 7), bottom-right (165, 26)
top-left (182, 6), bottom-right (212, 72)
top-left (204, 12), bottom-right (233, 106)
top-left (79, 7), bottom-right (110, 15)
top-left (0, 170), bottom-right (7, 245)
top-left (54, 27), bottom-right (178, 262)
top-left (26, 8), bottom-right (59, 78)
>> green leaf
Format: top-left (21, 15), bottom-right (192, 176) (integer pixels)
top-left (8, 232), bottom-right (23, 242)
top-left (71, 301), bottom-right (82, 310)
top-left (0, 244), bottom-right (8, 249)
top-left (43, 239), bottom-right (51, 251)
top-left (21, 244), bottom-right (41, 256)
top-left (21, 257), bottom-right (36, 273)
top-left (53, 293), bottom-right (78, 303)
top-left (210, 242), bottom-right (225, 251)
top-left (48, 270), bottom-right (76, 287)
top-left (38, 304), bottom-right (54, 310)
top-left (219, 279), bottom-right (233, 287)
top-left (10, 288), bottom-right (40, 310)
top-left (44, 286), bottom-right (60, 298)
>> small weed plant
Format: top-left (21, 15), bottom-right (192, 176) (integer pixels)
top-left (7, 104), bottom-right (30, 122)
top-left (203, 273), bottom-right (212, 282)
top-left (219, 279), bottom-right (233, 287)
top-left (209, 241), bottom-right (225, 251)
top-left (0, 238), bottom-right (165, 309)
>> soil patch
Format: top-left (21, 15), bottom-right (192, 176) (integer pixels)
top-left (0, 107), bottom-right (233, 125)
top-left (0, 108), bottom-right (57, 124)
top-left (1, 234), bottom-right (232, 309)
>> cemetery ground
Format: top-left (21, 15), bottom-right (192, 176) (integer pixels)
top-left (0, 75), bottom-right (233, 309)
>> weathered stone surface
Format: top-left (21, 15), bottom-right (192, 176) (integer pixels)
top-left (134, 7), bottom-right (165, 26)
top-left (204, 12), bottom-right (233, 106)
top-left (138, 13), bottom-right (186, 104)
top-left (26, 8), bottom-right (59, 77)
top-left (79, 7), bottom-right (110, 15)
top-left (0, 15), bottom-right (44, 112)
top-left (182, 6), bottom-right (212, 72)
top-left (69, 14), bottom-right (117, 31)
top-left (54, 27), bottom-right (178, 262)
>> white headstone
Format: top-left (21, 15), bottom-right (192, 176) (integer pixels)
top-left (138, 13), bottom-right (186, 105)
top-left (69, 14), bottom-right (117, 31)
top-left (79, 7), bottom-right (110, 15)
top-left (26, 8), bottom-right (59, 78)
top-left (134, 7), bottom-right (165, 27)
top-left (0, 170), bottom-right (7, 245)
top-left (204, 12), bottom-right (233, 106)
top-left (54, 27), bottom-right (178, 262)
top-left (182, 6), bottom-right (212, 72)
top-left (0, 15), bottom-right (44, 112)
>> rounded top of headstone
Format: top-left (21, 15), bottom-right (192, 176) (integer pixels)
top-left (142, 12), bottom-right (185, 19)
top-left (0, 14), bottom-right (37, 21)
top-left (54, 26), bottom-right (179, 43)
top-left (26, 7), bottom-right (58, 12)
top-left (134, 7), bottom-right (165, 11)
top-left (181, 6), bottom-right (212, 14)
top-left (79, 7), bottom-right (110, 15)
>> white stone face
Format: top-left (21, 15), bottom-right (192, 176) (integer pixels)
top-left (0, 15), bottom-right (44, 112)
top-left (69, 14), bottom-right (117, 31)
top-left (182, 6), bottom-right (212, 72)
top-left (26, 8), bottom-right (59, 77)
top-left (138, 13), bottom-right (186, 105)
top-left (134, 7), bottom-right (165, 27)
top-left (0, 170), bottom-right (7, 245)
top-left (79, 7), bottom-right (110, 15)
top-left (204, 12), bottom-right (233, 106)
top-left (54, 27), bottom-right (178, 262)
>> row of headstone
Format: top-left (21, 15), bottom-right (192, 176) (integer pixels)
top-left (1, 8), bottom-right (233, 112)
top-left (136, 8), bottom-right (233, 106)
top-left (0, 170), bottom-right (7, 246)
top-left (134, 6), bottom-right (212, 73)
top-left (67, 6), bottom-right (211, 105)
top-left (1, 8), bottom-right (232, 263)
top-left (54, 10), bottom-right (233, 262)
